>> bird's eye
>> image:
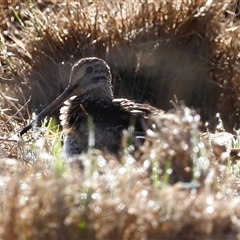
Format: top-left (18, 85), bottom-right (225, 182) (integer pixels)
top-left (86, 66), bottom-right (94, 74)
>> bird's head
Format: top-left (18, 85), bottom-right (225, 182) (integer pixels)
top-left (19, 57), bottom-right (114, 135)
top-left (69, 57), bottom-right (113, 99)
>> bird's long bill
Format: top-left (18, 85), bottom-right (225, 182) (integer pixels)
top-left (20, 85), bottom-right (73, 136)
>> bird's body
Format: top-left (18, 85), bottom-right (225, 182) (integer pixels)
top-left (20, 57), bottom-right (163, 157)
top-left (60, 94), bottom-right (161, 156)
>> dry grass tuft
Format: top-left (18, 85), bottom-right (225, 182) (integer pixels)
top-left (0, 106), bottom-right (240, 239)
top-left (1, 0), bottom-right (240, 239)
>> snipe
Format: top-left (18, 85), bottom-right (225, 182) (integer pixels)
top-left (20, 57), bottom-right (163, 157)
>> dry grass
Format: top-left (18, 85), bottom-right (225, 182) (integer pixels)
top-left (1, 0), bottom-right (240, 239)
top-left (1, 106), bottom-right (240, 240)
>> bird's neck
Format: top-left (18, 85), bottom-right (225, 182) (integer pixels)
top-left (80, 88), bottom-right (113, 103)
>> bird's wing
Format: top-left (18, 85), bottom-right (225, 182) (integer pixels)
top-left (113, 98), bottom-right (164, 117)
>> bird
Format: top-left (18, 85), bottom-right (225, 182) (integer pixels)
top-left (20, 57), bottom-right (164, 157)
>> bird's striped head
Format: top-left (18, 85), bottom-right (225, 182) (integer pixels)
top-left (69, 57), bottom-right (113, 99)
top-left (19, 57), bottom-right (114, 136)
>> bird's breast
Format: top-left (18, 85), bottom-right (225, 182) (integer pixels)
top-left (60, 97), bottom-right (124, 156)
top-left (63, 122), bottom-right (123, 157)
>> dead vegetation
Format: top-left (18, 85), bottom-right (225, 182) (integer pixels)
top-left (1, 0), bottom-right (240, 129)
top-left (1, 0), bottom-right (240, 239)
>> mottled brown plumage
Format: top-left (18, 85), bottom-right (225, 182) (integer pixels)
top-left (20, 57), bottom-right (163, 157)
